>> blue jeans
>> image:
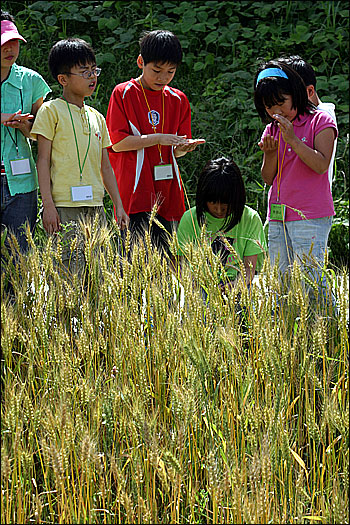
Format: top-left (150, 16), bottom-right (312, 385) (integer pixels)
top-left (268, 217), bottom-right (334, 306)
top-left (1, 174), bottom-right (37, 253)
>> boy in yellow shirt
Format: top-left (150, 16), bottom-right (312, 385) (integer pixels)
top-left (32, 38), bottom-right (128, 269)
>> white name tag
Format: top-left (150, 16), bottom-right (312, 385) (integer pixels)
top-left (154, 164), bottom-right (173, 181)
top-left (71, 185), bottom-right (93, 202)
top-left (10, 157), bottom-right (31, 176)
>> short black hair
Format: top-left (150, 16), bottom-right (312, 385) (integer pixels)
top-left (139, 30), bottom-right (182, 66)
top-left (254, 59), bottom-right (314, 124)
top-left (279, 55), bottom-right (317, 89)
top-left (1, 10), bottom-right (15, 21)
top-left (196, 157), bottom-right (246, 233)
top-left (48, 38), bottom-right (96, 81)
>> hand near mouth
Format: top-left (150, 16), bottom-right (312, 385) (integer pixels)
top-left (273, 114), bottom-right (296, 145)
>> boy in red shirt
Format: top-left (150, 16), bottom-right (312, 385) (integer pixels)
top-left (106, 29), bottom-right (204, 252)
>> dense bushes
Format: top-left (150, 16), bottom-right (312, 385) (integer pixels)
top-left (3, 0), bottom-right (349, 264)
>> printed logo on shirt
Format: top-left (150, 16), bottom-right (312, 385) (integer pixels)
top-left (148, 110), bottom-right (160, 127)
top-left (95, 131), bottom-right (102, 141)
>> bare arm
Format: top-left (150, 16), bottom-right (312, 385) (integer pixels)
top-left (100, 148), bottom-right (129, 229)
top-left (36, 134), bottom-right (61, 234)
top-left (274, 114), bottom-right (336, 174)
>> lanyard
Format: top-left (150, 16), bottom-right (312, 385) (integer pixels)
top-left (5, 90), bottom-right (23, 157)
top-left (276, 129), bottom-right (287, 201)
top-left (138, 77), bottom-right (165, 163)
top-left (63, 97), bottom-right (91, 182)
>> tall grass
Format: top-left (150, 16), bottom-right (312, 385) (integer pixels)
top-left (1, 220), bottom-right (348, 524)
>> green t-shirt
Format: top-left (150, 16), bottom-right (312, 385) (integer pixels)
top-left (1, 63), bottom-right (51, 196)
top-left (176, 205), bottom-right (267, 280)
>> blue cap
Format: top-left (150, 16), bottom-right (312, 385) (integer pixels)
top-left (256, 67), bottom-right (288, 87)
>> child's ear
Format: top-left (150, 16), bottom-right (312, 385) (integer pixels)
top-left (57, 73), bottom-right (68, 87)
top-left (137, 55), bottom-right (144, 69)
top-left (306, 84), bottom-right (315, 99)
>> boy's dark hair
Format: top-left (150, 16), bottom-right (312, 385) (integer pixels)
top-left (48, 38), bottom-right (96, 81)
top-left (254, 59), bottom-right (315, 124)
top-left (139, 30), bottom-right (182, 66)
top-left (1, 10), bottom-right (15, 21)
top-left (196, 157), bottom-right (246, 233)
top-left (279, 55), bottom-right (317, 89)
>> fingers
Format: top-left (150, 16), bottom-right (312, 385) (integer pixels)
top-left (259, 135), bottom-right (278, 152)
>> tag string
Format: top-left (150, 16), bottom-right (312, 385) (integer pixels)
top-left (4, 90), bottom-right (23, 157)
top-left (138, 77), bottom-right (165, 163)
top-left (276, 129), bottom-right (287, 201)
top-left (62, 97), bottom-right (91, 182)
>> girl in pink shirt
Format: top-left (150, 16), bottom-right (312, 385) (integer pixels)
top-left (254, 59), bottom-right (337, 308)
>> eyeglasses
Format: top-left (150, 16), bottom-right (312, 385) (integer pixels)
top-left (64, 67), bottom-right (102, 79)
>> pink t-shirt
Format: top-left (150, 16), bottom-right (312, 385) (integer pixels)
top-left (261, 111), bottom-right (338, 221)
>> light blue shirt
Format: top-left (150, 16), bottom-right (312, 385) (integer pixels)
top-left (1, 63), bottom-right (51, 195)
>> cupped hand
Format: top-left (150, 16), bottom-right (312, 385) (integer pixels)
top-left (258, 134), bottom-right (278, 153)
top-left (158, 134), bottom-right (188, 146)
top-left (175, 138), bottom-right (206, 153)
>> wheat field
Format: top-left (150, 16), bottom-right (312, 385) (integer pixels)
top-left (1, 218), bottom-right (348, 524)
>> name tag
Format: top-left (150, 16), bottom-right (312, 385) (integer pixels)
top-left (71, 185), bottom-right (93, 202)
top-left (154, 164), bottom-right (173, 181)
top-left (270, 203), bottom-right (286, 221)
top-left (10, 157), bottom-right (31, 176)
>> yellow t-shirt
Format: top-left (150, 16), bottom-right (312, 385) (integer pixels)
top-left (31, 98), bottom-right (111, 207)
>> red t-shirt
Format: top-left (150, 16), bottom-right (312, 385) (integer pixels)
top-left (106, 78), bottom-right (192, 221)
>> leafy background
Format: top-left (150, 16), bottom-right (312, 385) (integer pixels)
top-left (3, 0), bottom-right (349, 265)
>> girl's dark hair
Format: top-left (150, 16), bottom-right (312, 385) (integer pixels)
top-left (279, 54), bottom-right (317, 89)
top-left (196, 157), bottom-right (246, 233)
top-left (139, 30), bottom-right (182, 66)
top-left (1, 10), bottom-right (15, 21)
top-left (254, 59), bottom-right (315, 124)
top-left (48, 38), bottom-right (96, 80)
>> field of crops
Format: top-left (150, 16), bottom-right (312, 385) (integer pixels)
top-left (1, 221), bottom-right (348, 524)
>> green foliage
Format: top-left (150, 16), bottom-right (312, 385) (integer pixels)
top-left (3, 0), bottom-right (349, 265)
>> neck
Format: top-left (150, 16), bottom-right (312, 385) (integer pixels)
top-left (62, 88), bottom-right (85, 108)
top-left (310, 93), bottom-right (321, 106)
top-left (138, 75), bottom-right (153, 91)
top-left (1, 65), bottom-right (11, 83)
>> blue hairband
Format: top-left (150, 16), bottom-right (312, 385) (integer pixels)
top-left (256, 67), bottom-right (288, 87)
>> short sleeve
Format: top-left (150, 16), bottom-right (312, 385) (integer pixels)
top-left (106, 85), bottom-right (131, 146)
top-left (31, 102), bottom-right (58, 141)
top-left (176, 209), bottom-right (199, 255)
top-left (31, 72), bottom-right (51, 105)
top-left (242, 211), bottom-right (267, 271)
top-left (94, 111), bottom-right (112, 149)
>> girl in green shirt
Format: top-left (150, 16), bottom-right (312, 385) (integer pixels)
top-left (176, 157), bottom-right (267, 290)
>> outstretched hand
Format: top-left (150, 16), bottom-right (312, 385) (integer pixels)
top-left (2, 110), bottom-right (34, 125)
top-left (258, 134), bottom-right (278, 153)
top-left (175, 137), bottom-right (206, 153)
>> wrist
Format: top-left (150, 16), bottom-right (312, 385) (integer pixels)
top-left (288, 136), bottom-right (300, 150)
top-left (43, 200), bottom-right (56, 209)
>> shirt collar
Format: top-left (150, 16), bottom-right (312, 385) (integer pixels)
top-left (4, 63), bottom-right (23, 89)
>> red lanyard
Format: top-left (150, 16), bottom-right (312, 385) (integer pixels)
top-left (138, 77), bottom-right (165, 163)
